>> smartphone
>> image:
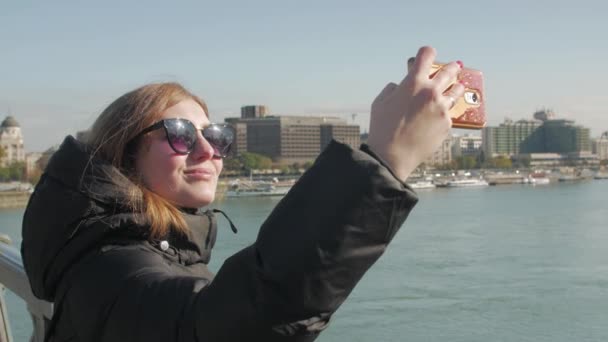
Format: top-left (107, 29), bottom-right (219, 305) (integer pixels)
top-left (429, 63), bottom-right (486, 129)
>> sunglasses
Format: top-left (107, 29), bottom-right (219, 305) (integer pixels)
top-left (133, 118), bottom-right (235, 158)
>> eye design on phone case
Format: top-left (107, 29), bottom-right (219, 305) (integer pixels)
top-left (464, 91), bottom-right (480, 105)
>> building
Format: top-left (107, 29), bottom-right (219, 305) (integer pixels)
top-left (225, 115), bottom-right (360, 164)
top-left (452, 134), bottom-right (482, 158)
top-left (0, 116), bottom-right (26, 167)
top-left (320, 124), bottom-right (360, 151)
top-left (424, 136), bottom-right (453, 167)
top-left (520, 119), bottom-right (591, 154)
top-left (240, 105), bottom-right (267, 119)
top-left (592, 134), bottom-right (608, 161)
top-left (25, 152), bottom-right (43, 178)
top-left (482, 118), bottom-right (542, 157)
top-left (36, 145), bottom-right (59, 172)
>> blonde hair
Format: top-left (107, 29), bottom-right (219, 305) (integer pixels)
top-left (86, 82), bottom-right (209, 238)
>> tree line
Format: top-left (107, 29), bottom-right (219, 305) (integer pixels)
top-left (431, 154), bottom-right (527, 171)
top-left (0, 146), bottom-right (41, 184)
top-left (223, 152), bottom-right (313, 176)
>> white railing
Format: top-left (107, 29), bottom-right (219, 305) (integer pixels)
top-left (0, 234), bottom-right (53, 342)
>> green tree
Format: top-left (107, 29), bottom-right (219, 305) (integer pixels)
top-left (240, 152), bottom-right (272, 171)
top-left (493, 156), bottom-right (512, 169)
top-left (257, 156), bottom-right (272, 170)
top-left (518, 155), bottom-right (531, 168)
top-left (455, 156), bottom-right (477, 169)
top-left (223, 156), bottom-right (243, 171)
top-left (302, 161), bottom-right (314, 170)
top-left (8, 162), bottom-right (26, 181)
top-left (435, 160), bottom-right (457, 170)
top-left (0, 168), bottom-right (9, 182)
top-left (476, 150), bottom-right (486, 167)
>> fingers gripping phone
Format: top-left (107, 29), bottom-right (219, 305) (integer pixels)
top-left (430, 63), bottom-right (486, 129)
top-left (408, 57), bottom-right (486, 129)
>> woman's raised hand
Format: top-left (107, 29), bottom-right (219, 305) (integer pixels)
top-left (366, 46), bottom-right (465, 181)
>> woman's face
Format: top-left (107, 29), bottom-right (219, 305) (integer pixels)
top-left (135, 99), bottom-right (222, 208)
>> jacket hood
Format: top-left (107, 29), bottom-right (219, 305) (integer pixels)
top-left (21, 136), bottom-right (218, 301)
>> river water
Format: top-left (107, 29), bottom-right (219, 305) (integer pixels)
top-left (1, 180), bottom-right (607, 341)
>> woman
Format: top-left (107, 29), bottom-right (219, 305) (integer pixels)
top-left (21, 46), bottom-right (464, 341)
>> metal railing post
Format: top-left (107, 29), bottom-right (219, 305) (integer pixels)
top-left (0, 284), bottom-right (13, 342)
top-left (0, 234), bottom-right (53, 342)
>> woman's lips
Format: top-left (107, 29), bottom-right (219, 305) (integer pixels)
top-left (183, 168), bottom-right (214, 180)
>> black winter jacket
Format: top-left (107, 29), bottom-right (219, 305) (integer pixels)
top-left (21, 136), bottom-right (418, 341)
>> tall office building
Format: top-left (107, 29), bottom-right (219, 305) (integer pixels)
top-left (482, 119), bottom-right (542, 157)
top-left (226, 115), bottom-right (360, 164)
top-left (230, 122), bottom-right (248, 156)
top-left (320, 124), bottom-right (360, 151)
top-left (486, 110), bottom-right (594, 167)
top-left (520, 119), bottom-right (591, 153)
top-left (241, 105), bottom-right (267, 119)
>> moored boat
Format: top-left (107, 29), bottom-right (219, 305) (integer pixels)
top-left (225, 179), bottom-right (292, 197)
top-left (594, 173), bottom-right (608, 180)
top-left (408, 180), bottom-right (436, 189)
top-left (531, 177), bottom-right (550, 185)
top-left (446, 179), bottom-right (489, 187)
top-left (529, 172), bottom-right (550, 185)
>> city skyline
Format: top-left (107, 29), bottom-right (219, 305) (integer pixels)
top-left (2, 0), bottom-right (608, 151)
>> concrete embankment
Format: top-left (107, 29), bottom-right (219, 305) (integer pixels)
top-left (0, 191), bottom-right (31, 209)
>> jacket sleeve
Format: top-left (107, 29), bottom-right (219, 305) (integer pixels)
top-left (185, 140), bottom-right (419, 340)
top-left (66, 140), bottom-right (418, 342)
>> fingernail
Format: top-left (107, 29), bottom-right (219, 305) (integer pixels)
top-left (456, 60), bottom-right (464, 68)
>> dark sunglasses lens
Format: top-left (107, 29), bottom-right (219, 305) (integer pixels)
top-left (203, 125), bottom-right (234, 157)
top-left (165, 119), bottom-right (196, 154)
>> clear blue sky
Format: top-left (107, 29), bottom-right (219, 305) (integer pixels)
top-left (1, 0), bottom-right (607, 151)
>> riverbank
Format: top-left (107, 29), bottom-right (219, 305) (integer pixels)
top-left (0, 191), bottom-right (31, 209)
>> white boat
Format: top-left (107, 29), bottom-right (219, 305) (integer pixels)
top-left (528, 172), bottom-right (550, 185)
top-left (225, 179), bottom-right (292, 198)
top-left (446, 179), bottom-right (489, 187)
top-left (408, 180), bottom-right (436, 189)
top-left (532, 177), bottom-right (550, 185)
top-left (523, 177), bottom-right (534, 184)
top-left (594, 173), bottom-right (608, 180)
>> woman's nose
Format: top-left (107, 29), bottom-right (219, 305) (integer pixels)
top-left (190, 131), bottom-right (215, 160)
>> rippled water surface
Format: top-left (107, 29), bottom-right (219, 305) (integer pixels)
top-left (2, 181), bottom-right (607, 341)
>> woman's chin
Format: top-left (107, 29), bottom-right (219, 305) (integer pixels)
top-left (178, 193), bottom-right (215, 209)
